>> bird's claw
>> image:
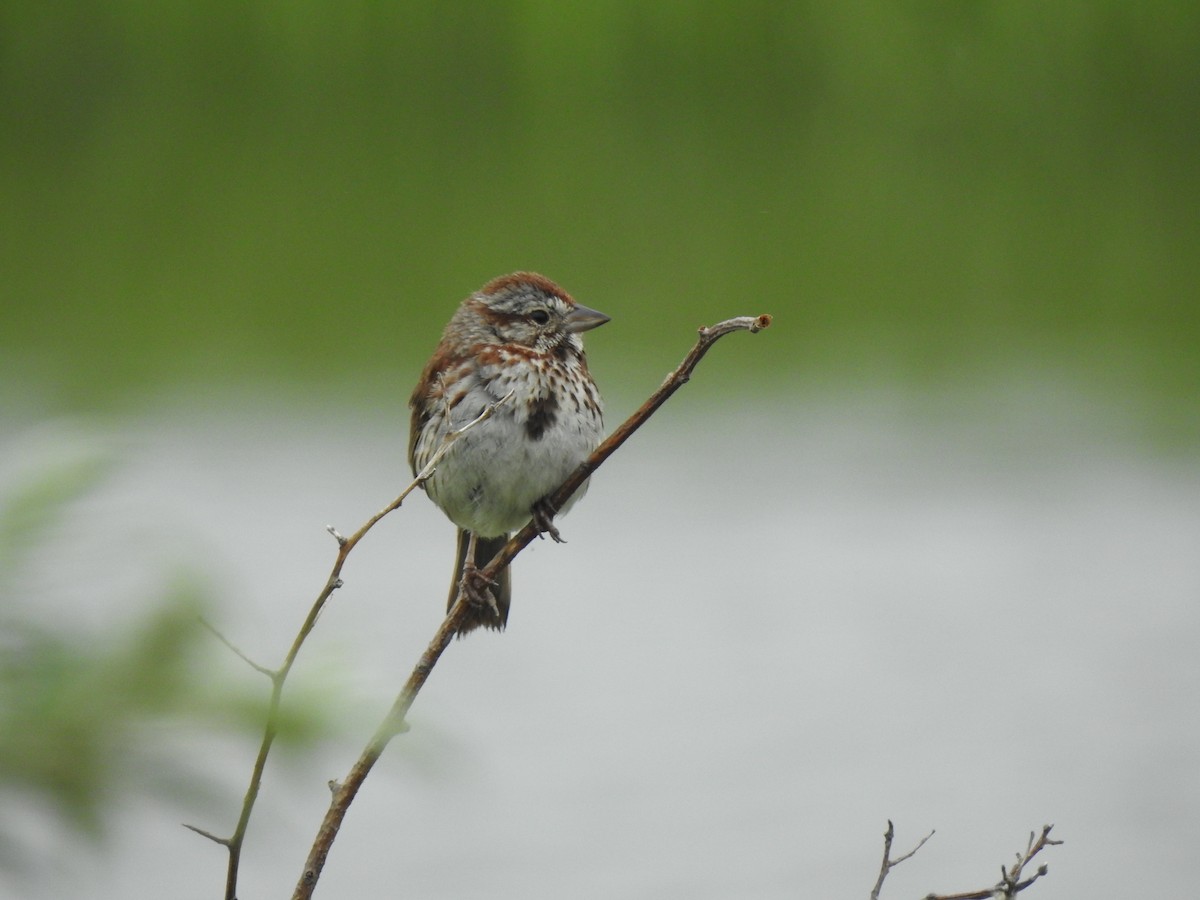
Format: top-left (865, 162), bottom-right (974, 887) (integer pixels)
top-left (531, 498), bottom-right (564, 543)
top-left (459, 566), bottom-right (501, 620)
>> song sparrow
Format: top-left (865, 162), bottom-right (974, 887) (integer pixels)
top-left (409, 272), bottom-right (609, 635)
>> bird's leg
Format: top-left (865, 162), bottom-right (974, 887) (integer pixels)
top-left (459, 532), bottom-right (501, 620)
top-left (530, 497), bottom-right (564, 543)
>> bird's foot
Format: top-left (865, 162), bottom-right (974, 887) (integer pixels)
top-left (459, 563), bottom-right (502, 621)
top-left (531, 497), bottom-right (564, 543)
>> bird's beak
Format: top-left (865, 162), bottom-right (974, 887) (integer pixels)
top-left (564, 303), bottom-right (611, 334)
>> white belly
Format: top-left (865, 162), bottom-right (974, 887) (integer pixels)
top-left (426, 389), bottom-right (603, 537)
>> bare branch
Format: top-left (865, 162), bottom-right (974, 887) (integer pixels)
top-left (923, 825), bottom-right (1062, 900)
top-left (290, 314), bottom-right (772, 899)
top-left (188, 390), bottom-right (516, 900)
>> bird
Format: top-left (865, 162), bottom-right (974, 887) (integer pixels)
top-left (408, 272), bottom-right (609, 635)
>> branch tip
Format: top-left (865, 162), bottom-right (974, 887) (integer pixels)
top-left (326, 525), bottom-right (348, 546)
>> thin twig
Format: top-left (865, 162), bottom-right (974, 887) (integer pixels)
top-left (181, 822), bottom-right (230, 846)
top-left (185, 393), bottom-right (514, 900)
top-left (870, 820), bottom-right (935, 900)
top-left (199, 617), bottom-right (276, 678)
top-left (291, 314), bottom-right (772, 899)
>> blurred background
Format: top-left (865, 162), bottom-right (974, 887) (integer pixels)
top-left (3, 1), bottom-right (1198, 425)
top-left (2, 3), bottom-right (1198, 898)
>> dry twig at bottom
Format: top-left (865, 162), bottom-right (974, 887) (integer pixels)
top-left (288, 315), bottom-right (770, 899)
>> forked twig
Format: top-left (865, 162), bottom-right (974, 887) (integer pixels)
top-left (291, 314), bottom-right (772, 899)
top-left (185, 393), bottom-right (514, 900)
top-left (871, 820), bottom-right (935, 900)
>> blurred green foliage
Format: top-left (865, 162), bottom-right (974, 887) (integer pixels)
top-left (0, 588), bottom-right (211, 838)
top-left (1, 2), bottom-right (1197, 436)
top-left (0, 451), bottom-right (327, 862)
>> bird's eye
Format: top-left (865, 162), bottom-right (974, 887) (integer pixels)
top-left (529, 309), bottom-right (551, 326)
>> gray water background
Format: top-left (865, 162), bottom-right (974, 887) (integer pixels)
top-left (4, 386), bottom-right (1198, 898)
